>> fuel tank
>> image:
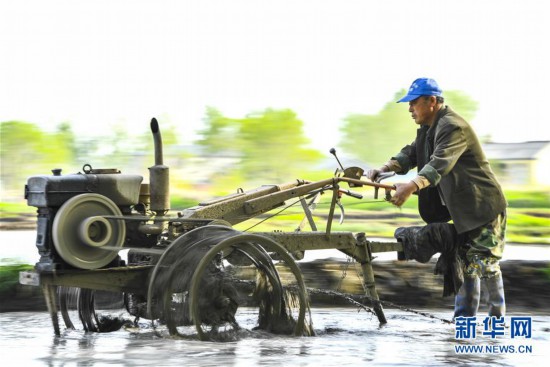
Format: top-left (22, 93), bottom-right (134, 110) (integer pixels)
top-left (25, 170), bottom-right (143, 208)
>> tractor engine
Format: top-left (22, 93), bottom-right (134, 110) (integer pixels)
top-left (24, 166), bottom-right (145, 271)
top-left (24, 119), bottom-right (171, 272)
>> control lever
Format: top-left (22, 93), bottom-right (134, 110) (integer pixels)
top-left (329, 148), bottom-right (345, 171)
top-left (330, 148), bottom-right (364, 187)
top-left (369, 171), bottom-right (395, 199)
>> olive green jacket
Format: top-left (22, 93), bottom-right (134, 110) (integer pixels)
top-left (393, 106), bottom-right (507, 234)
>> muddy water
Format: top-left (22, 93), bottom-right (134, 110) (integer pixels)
top-left (0, 308), bottom-right (548, 366)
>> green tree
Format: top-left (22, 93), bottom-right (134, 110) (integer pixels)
top-left (198, 107), bottom-right (242, 155)
top-left (238, 109), bottom-right (322, 182)
top-left (47, 122), bottom-right (76, 166)
top-left (0, 121), bottom-right (75, 196)
top-left (198, 108), bottom-right (322, 185)
top-left (339, 90), bottom-right (479, 166)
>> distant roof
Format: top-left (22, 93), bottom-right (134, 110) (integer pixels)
top-left (483, 141), bottom-right (550, 160)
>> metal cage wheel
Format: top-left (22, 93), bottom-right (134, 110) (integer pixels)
top-left (57, 287), bottom-right (130, 332)
top-left (146, 224), bottom-right (235, 323)
top-left (58, 286), bottom-right (78, 330)
top-left (188, 233), bottom-right (310, 341)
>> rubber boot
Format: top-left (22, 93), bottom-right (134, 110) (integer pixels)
top-left (485, 273), bottom-right (506, 318)
top-left (453, 275), bottom-right (480, 319)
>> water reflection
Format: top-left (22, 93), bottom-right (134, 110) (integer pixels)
top-left (1, 309), bottom-right (547, 366)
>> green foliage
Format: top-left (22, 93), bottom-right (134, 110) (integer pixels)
top-left (1, 121), bottom-right (49, 190)
top-left (540, 266), bottom-right (550, 282)
top-left (0, 121), bottom-right (44, 154)
top-left (238, 109), bottom-right (323, 182)
top-left (1, 121), bottom-right (77, 193)
top-left (0, 263), bottom-right (33, 293)
top-left (444, 91), bottom-right (479, 122)
top-left (198, 107), bottom-right (241, 154)
top-left (507, 211), bottom-right (550, 227)
top-left (0, 202), bottom-right (34, 217)
top-left (50, 122), bottom-right (77, 164)
top-left (198, 107), bottom-right (323, 184)
top-left (506, 208), bottom-right (550, 244)
top-left (340, 90), bottom-right (479, 166)
top-left (170, 196), bottom-right (201, 210)
top-left (0, 119), bottom-right (184, 197)
top-left (505, 190), bottom-right (550, 208)
top-left (339, 91), bottom-right (411, 165)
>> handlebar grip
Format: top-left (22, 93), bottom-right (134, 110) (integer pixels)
top-left (339, 189), bottom-right (363, 199)
top-left (375, 171), bottom-right (396, 183)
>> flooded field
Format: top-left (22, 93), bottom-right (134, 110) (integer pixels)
top-left (0, 308), bottom-right (548, 366)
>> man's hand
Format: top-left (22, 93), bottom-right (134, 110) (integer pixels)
top-left (365, 166), bottom-right (390, 182)
top-left (389, 181), bottom-right (419, 207)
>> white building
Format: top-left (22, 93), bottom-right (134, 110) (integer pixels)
top-left (483, 141), bottom-right (550, 188)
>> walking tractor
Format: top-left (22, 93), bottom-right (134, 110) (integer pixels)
top-left (20, 119), bottom-right (404, 340)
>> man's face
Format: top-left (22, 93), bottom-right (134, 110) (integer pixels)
top-left (408, 96), bottom-right (436, 126)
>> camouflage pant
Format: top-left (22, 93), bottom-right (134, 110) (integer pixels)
top-left (462, 211), bottom-right (507, 279)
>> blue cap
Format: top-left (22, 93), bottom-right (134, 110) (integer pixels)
top-left (397, 78), bottom-right (442, 103)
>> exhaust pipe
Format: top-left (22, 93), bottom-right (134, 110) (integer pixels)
top-left (149, 118), bottom-right (170, 215)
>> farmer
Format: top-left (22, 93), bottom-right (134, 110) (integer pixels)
top-left (366, 78), bottom-right (507, 319)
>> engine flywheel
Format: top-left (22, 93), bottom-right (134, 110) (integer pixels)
top-left (52, 193), bottom-right (126, 269)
